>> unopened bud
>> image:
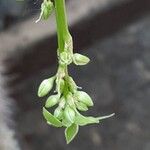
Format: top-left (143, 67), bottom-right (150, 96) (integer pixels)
top-left (66, 93), bottom-right (76, 109)
top-left (74, 91), bottom-right (93, 107)
top-left (75, 101), bottom-right (88, 111)
top-left (60, 52), bottom-right (72, 65)
top-left (45, 94), bottom-right (60, 108)
top-left (64, 106), bottom-right (75, 123)
top-left (73, 53), bottom-right (90, 66)
top-left (36, 0), bottom-right (54, 22)
top-left (54, 107), bottom-right (63, 120)
top-left (38, 76), bottom-right (55, 97)
top-left (68, 76), bottom-right (77, 93)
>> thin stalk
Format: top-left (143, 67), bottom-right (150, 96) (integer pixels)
top-left (54, 0), bottom-right (70, 53)
top-left (54, 0), bottom-right (71, 79)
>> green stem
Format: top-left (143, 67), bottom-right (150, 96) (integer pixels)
top-left (54, 0), bottom-right (72, 79)
top-left (54, 0), bottom-right (70, 54)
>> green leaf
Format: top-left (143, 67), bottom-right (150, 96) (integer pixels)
top-left (64, 106), bottom-right (76, 123)
top-left (74, 91), bottom-right (94, 107)
top-left (43, 107), bottom-right (62, 127)
top-left (65, 124), bottom-right (79, 144)
top-left (73, 53), bottom-right (90, 65)
top-left (75, 112), bottom-right (115, 126)
top-left (38, 76), bottom-right (55, 97)
top-left (75, 112), bottom-right (99, 126)
top-left (45, 94), bottom-right (60, 108)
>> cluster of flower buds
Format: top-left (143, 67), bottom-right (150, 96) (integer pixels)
top-left (36, 0), bottom-right (114, 144)
top-left (38, 51), bottom-right (114, 143)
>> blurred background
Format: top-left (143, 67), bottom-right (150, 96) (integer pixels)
top-left (0, 0), bottom-right (150, 150)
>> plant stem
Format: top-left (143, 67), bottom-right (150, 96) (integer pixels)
top-left (54, 0), bottom-right (72, 79)
top-left (54, 0), bottom-right (70, 54)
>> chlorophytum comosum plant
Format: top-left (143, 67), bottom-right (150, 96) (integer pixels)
top-left (36, 0), bottom-right (115, 144)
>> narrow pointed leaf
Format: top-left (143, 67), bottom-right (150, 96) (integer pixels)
top-left (75, 112), bottom-right (99, 126)
top-left (65, 124), bottom-right (79, 144)
top-left (43, 107), bottom-right (62, 127)
top-left (75, 112), bottom-right (115, 126)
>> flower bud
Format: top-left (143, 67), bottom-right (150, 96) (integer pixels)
top-left (75, 101), bottom-right (88, 111)
top-left (68, 76), bottom-right (77, 93)
top-left (42, 0), bottom-right (53, 20)
top-left (54, 107), bottom-right (63, 120)
top-left (66, 93), bottom-right (76, 109)
top-left (74, 91), bottom-right (94, 107)
top-left (73, 53), bottom-right (90, 65)
top-left (45, 94), bottom-right (60, 108)
top-left (38, 76), bottom-right (55, 97)
top-left (59, 97), bottom-right (66, 109)
top-left (60, 52), bottom-right (72, 65)
top-left (36, 0), bottom-right (54, 22)
top-left (64, 106), bottom-right (75, 123)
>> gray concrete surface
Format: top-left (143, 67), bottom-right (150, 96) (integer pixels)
top-left (0, 0), bottom-right (127, 57)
